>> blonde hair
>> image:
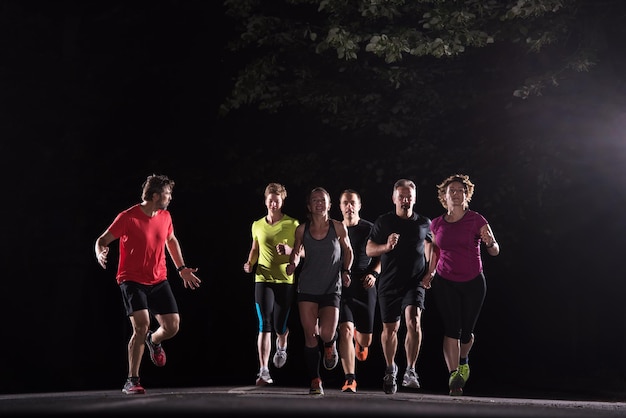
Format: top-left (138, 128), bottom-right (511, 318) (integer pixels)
top-left (264, 183), bottom-right (287, 200)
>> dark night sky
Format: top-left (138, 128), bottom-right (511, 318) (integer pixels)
top-left (3, 1), bottom-right (626, 399)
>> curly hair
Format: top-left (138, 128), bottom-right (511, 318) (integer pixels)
top-left (436, 174), bottom-right (475, 209)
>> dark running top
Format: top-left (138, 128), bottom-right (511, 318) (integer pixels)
top-left (297, 220), bottom-right (342, 296)
top-left (369, 211), bottom-right (432, 294)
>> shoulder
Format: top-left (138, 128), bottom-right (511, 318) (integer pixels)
top-left (431, 214), bottom-right (444, 227)
top-left (281, 214), bottom-right (300, 226)
top-left (359, 219), bottom-right (374, 228)
top-left (122, 204), bottom-right (141, 215)
top-left (331, 219), bottom-right (348, 234)
top-left (468, 210), bottom-right (488, 223)
top-left (375, 211), bottom-right (394, 222)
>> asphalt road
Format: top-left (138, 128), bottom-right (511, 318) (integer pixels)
top-left (1, 385), bottom-right (626, 417)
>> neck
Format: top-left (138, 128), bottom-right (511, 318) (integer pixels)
top-left (140, 202), bottom-right (159, 217)
top-left (396, 209), bottom-right (413, 219)
top-left (343, 216), bottom-right (359, 227)
top-left (266, 211), bottom-right (283, 224)
top-left (311, 213), bottom-right (329, 224)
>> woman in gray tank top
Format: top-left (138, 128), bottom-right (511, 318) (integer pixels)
top-left (287, 187), bottom-right (353, 396)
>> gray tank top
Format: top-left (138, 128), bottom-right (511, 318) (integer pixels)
top-left (297, 220), bottom-right (342, 295)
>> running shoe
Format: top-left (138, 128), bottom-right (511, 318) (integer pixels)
top-left (122, 377), bottom-right (145, 395)
top-left (309, 377), bottom-right (324, 395)
top-left (323, 343), bottom-right (339, 370)
top-left (256, 368), bottom-right (273, 386)
top-left (273, 338), bottom-right (287, 368)
top-left (448, 369), bottom-right (465, 396)
top-left (342, 378), bottom-right (357, 393)
top-left (145, 330), bottom-right (166, 367)
top-left (401, 367), bottom-right (420, 389)
top-left (355, 341), bottom-right (368, 362)
top-left (383, 363), bottom-right (398, 394)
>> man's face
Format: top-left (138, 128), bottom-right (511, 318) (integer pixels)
top-left (265, 193), bottom-right (283, 212)
top-left (394, 186), bottom-right (415, 211)
top-left (340, 192), bottom-right (361, 219)
top-left (156, 186), bottom-right (172, 210)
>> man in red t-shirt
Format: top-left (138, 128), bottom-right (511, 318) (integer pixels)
top-left (95, 174), bottom-right (201, 395)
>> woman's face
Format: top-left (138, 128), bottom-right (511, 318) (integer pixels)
top-left (308, 191), bottom-right (330, 214)
top-left (445, 181), bottom-right (467, 208)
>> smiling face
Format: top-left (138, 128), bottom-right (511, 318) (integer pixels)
top-left (265, 192), bottom-right (284, 213)
top-left (307, 188), bottom-right (331, 216)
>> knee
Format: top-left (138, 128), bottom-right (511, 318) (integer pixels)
top-left (460, 332), bottom-right (474, 345)
top-left (161, 317), bottom-right (181, 338)
top-left (259, 318), bottom-right (272, 333)
top-left (339, 323), bottom-right (354, 342)
top-left (381, 326), bottom-right (398, 340)
top-left (133, 323), bottom-right (150, 338)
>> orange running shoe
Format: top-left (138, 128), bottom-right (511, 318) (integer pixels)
top-left (355, 341), bottom-right (368, 361)
top-left (342, 378), bottom-right (357, 393)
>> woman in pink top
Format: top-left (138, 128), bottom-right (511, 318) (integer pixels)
top-left (422, 174), bottom-right (500, 396)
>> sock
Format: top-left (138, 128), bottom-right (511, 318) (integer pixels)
top-left (304, 346), bottom-right (321, 379)
top-left (345, 373), bottom-right (356, 381)
top-left (460, 357), bottom-right (468, 365)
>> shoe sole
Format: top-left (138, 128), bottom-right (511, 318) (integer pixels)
top-left (449, 374), bottom-right (464, 396)
top-left (122, 389), bottom-right (145, 395)
top-left (383, 380), bottom-right (397, 394)
top-left (402, 382), bottom-right (420, 389)
top-left (383, 385), bottom-right (397, 394)
top-left (342, 387), bottom-right (357, 393)
top-left (273, 352), bottom-right (287, 368)
top-left (256, 378), bottom-right (273, 386)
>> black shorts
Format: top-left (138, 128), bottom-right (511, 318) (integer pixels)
top-left (297, 292), bottom-right (341, 308)
top-left (339, 272), bottom-right (377, 333)
top-left (378, 285), bottom-right (425, 324)
top-left (119, 280), bottom-right (179, 317)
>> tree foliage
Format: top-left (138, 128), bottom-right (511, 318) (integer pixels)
top-left (220, 0), bottom-right (602, 141)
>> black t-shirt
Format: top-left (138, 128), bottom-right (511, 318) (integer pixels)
top-left (369, 211), bottom-right (432, 294)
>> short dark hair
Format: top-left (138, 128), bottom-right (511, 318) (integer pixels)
top-left (141, 174), bottom-right (175, 201)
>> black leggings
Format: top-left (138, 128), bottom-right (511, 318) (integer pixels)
top-left (255, 282), bottom-right (294, 334)
top-left (431, 273), bottom-right (486, 343)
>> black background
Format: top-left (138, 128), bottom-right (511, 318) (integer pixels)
top-left (3, 1), bottom-right (626, 400)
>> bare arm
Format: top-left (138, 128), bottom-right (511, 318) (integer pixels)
top-left (286, 225), bottom-right (304, 275)
top-left (366, 233), bottom-right (399, 258)
top-left (335, 220), bottom-right (354, 288)
top-left (480, 224), bottom-right (500, 256)
top-left (243, 239), bottom-right (260, 273)
top-left (421, 239), bottom-right (439, 289)
top-left (95, 230), bottom-right (116, 269)
top-left (166, 232), bottom-right (201, 290)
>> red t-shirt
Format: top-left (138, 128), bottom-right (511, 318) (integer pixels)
top-left (107, 204), bottom-right (173, 285)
